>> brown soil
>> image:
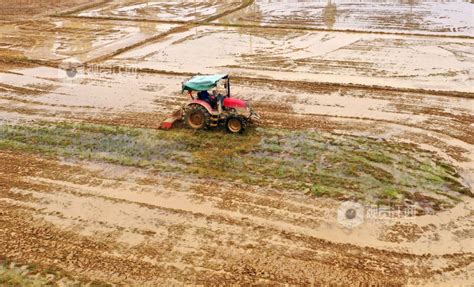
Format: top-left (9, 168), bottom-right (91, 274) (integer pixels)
top-left (1, 150), bottom-right (473, 285)
top-left (1, 0), bottom-right (473, 285)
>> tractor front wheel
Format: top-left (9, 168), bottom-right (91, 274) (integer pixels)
top-left (226, 117), bottom-right (246, 133)
top-left (185, 105), bottom-right (210, 130)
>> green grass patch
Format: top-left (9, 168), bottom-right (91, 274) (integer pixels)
top-left (0, 121), bottom-right (469, 208)
top-left (382, 186), bottom-right (399, 199)
top-left (0, 259), bottom-right (111, 286)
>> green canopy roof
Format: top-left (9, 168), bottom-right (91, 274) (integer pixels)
top-left (182, 74), bottom-right (228, 92)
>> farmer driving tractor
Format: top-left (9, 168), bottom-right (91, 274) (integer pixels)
top-left (160, 74), bottom-right (259, 133)
top-left (196, 83), bottom-right (227, 111)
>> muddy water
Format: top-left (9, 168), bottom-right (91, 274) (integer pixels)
top-left (1, 67), bottom-right (472, 156)
top-left (0, 19), bottom-right (176, 62)
top-left (1, 74), bottom-right (473, 284)
top-left (3, 66), bottom-right (473, 123)
top-left (217, 0), bottom-right (474, 37)
top-left (0, 67), bottom-right (186, 112)
top-left (1, 0), bottom-right (473, 284)
top-left (77, 0), bottom-right (241, 22)
top-left (108, 26), bottom-right (474, 92)
top-left (0, 0), bottom-right (94, 17)
top-left (1, 67), bottom-right (473, 197)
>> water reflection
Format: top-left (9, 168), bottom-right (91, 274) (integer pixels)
top-left (254, 0), bottom-right (470, 3)
top-left (323, 0), bottom-right (337, 29)
top-left (218, 0), bottom-right (473, 35)
top-left (3, 17), bottom-right (172, 62)
top-left (79, 0), bottom-right (240, 21)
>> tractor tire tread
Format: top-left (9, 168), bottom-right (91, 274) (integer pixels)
top-left (184, 104), bottom-right (211, 130)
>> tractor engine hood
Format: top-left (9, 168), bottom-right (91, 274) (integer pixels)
top-left (223, 97), bottom-right (247, 109)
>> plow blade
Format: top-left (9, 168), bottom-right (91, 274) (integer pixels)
top-left (159, 108), bottom-right (183, 130)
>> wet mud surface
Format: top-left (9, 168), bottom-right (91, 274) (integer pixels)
top-left (0, 18), bottom-right (176, 62)
top-left (76, 0), bottom-right (242, 22)
top-left (216, 0), bottom-right (474, 37)
top-left (1, 0), bottom-right (473, 285)
top-left (107, 26), bottom-right (474, 92)
top-left (1, 66), bottom-right (473, 284)
top-left (1, 150), bottom-right (473, 285)
top-left (0, 0), bottom-right (98, 17)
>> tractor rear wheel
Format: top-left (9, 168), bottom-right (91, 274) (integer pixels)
top-left (185, 105), bottom-right (210, 130)
top-left (226, 116), bottom-right (246, 133)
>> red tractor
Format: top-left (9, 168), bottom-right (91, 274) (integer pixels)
top-left (161, 74), bottom-right (259, 133)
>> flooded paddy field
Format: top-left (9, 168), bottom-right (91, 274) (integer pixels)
top-left (107, 25), bottom-right (474, 92)
top-left (0, 18), bottom-right (176, 62)
top-left (0, 0), bottom-right (99, 17)
top-left (0, 64), bottom-right (473, 285)
top-left (216, 0), bottom-right (474, 37)
top-left (0, 0), bottom-right (473, 285)
top-left (1, 67), bottom-right (473, 145)
top-left (1, 146), bottom-right (472, 285)
top-left (75, 0), bottom-right (242, 22)
top-left (0, 121), bottom-right (473, 285)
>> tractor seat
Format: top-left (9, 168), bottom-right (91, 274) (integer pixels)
top-left (197, 91), bottom-right (211, 103)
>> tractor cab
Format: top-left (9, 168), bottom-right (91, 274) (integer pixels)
top-left (182, 74), bottom-right (240, 111)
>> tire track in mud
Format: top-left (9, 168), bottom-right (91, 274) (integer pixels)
top-left (2, 60), bottom-right (473, 99)
top-left (2, 98), bottom-right (469, 164)
top-left (20, 176), bottom-right (329, 234)
top-left (81, 67), bottom-right (474, 98)
top-left (1, 69), bottom-right (472, 163)
top-left (0, 77), bottom-right (471, 165)
top-left (127, 89), bottom-right (474, 150)
top-left (1, 150), bottom-right (473, 285)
